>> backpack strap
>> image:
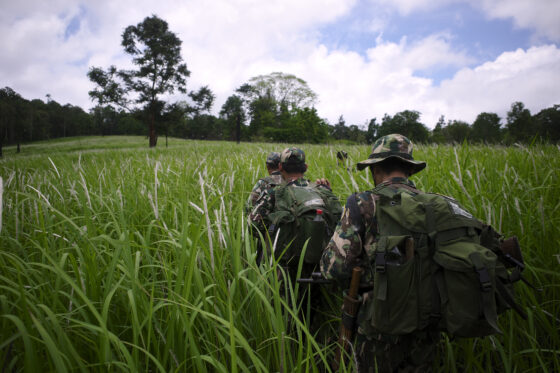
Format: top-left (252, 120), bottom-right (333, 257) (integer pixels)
top-left (469, 252), bottom-right (502, 334)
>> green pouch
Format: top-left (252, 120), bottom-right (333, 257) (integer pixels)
top-left (371, 235), bottom-right (419, 335)
top-left (434, 241), bottom-right (499, 337)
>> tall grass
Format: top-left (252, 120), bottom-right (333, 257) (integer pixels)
top-left (1, 137), bottom-right (558, 372)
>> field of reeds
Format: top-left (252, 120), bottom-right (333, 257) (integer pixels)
top-left (1, 136), bottom-right (559, 372)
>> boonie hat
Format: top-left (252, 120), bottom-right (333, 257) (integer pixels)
top-left (280, 147), bottom-right (305, 166)
top-left (356, 133), bottom-right (426, 175)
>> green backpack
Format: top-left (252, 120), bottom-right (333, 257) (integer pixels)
top-left (356, 184), bottom-right (526, 338)
top-left (267, 182), bottom-right (342, 266)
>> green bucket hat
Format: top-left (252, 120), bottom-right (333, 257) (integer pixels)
top-left (356, 133), bottom-right (426, 174)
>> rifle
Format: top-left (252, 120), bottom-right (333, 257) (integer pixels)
top-left (296, 272), bottom-right (332, 284)
top-left (332, 266), bottom-right (363, 371)
top-left (297, 267), bottom-right (364, 371)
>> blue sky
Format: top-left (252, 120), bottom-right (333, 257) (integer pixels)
top-left (1, 0), bottom-right (559, 127)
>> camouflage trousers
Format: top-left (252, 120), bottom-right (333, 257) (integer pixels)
top-left (355, 329), bottom-right (439, 373)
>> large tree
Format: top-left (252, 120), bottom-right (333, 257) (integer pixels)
top-left (506, 101), bottom-right (533, 143)
top-left (471, 112), bottom-right (501, 143)
top-left (88, 15), bottom-right (190, 147)
top-left (220, 95), bottom-right (245, 143)
top-left (378, 110), bottom-right (430, 143)
top-left (240, 72), bottom-right (317, 111)
top-left (236, 72), bottom-right (318, 139)
top-left (534, 105), bottom-right (560, 143)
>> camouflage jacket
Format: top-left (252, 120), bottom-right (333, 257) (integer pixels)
top-left (245, 171), bottom-right (283, 215)
top-left (320, 177), bottom-right (418, 286)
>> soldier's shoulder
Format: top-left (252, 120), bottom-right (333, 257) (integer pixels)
top-left (354, 190), bottom-right (379, 204)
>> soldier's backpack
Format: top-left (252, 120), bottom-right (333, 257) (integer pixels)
top-left (354, 184), bottom-right (526, 338)
top-left (267, 182), bottom-right (342, 266)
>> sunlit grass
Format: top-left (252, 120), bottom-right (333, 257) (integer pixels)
top-left (1, 136), bottom-right (558, 372)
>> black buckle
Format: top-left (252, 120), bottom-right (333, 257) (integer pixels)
top-left (375, 252), bottom-right (386, 273)
top-left (476, 267), bottom-right (492, 292)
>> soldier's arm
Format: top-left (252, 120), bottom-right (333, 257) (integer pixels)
top-left (248, 187), bottom-right (275, 233)
top-left (246, 179), bottom-right (266, 214)
top-left (320, 194), bottom-right (374, 283)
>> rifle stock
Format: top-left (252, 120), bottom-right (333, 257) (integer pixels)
top-left (333, 266), bottom-right (363, 371)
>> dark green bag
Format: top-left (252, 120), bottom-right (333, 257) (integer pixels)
top-left (267, 182), bottom-right (342, 265)
top-left (362, 185), bottom-right (524, 338)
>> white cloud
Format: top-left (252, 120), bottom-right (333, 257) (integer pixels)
top-left (0, 0), bottom-right (558, 132)
top-left (478, 0), bottom-right (560, 42)
top-left (430, 45), bottom-right (560, 123)
top-left (370, 0), bottom-right (560, 42)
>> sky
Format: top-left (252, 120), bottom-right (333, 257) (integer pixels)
top-left (1, 0), bottom-right (559, 128)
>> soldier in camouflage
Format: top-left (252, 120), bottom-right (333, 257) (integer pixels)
top-left (321, 134), bottom-right (439, 373)
top-left (249, 147), bottom-right (339, 328)
top-left (249, 147), bottom-right (334, 239)
top-left (246, 151), bottom-right (283, 213)
top-left (246, 152), bottom-right (283, 265)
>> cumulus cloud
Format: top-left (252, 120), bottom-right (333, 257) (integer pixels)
top-left (0, 0), bottom-right (558, 131)
top-left (430, 45), bottom-right (560, 123)
top-left (478, 0), bottom-right (560, 42)
top-left (371, 0), bottom-right (560, 42)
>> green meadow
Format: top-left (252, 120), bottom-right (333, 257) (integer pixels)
top-left (1, 136), bottom-right (559, 372)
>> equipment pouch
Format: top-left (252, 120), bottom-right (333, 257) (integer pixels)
top-left (433, 240), bottom-right (500, 337)
top-left (371, 235), bottom-right (419, 335)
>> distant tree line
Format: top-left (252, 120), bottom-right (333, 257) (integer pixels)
top-left (2, 83), bottom-right (559, 156)
top-left (1, 14), bottom-right (558, 154)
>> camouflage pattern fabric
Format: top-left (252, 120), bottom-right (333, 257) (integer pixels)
top-left (245, 171), bottom-right (283, 213)
top-left (356, 133), bottom-right (426, 174)
top-left (249, 177), bottom-right (312, 233)
top-left (266, 152), bottom-right (281, 168)
top-left (321, 177), bottom-right (438, 373)
top-left (280, 147), bottom-right (306, 166)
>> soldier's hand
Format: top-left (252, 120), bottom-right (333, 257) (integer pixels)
top-left (316, 178), bottom-right (331, 189)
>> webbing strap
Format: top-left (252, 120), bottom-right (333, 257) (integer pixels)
top-left (425, 203), bottom-right (437, 257)
top-left (469, 252), bottom-right (502, 334)
top-left (430, 269), bottom-right (443, 322)
top-left (375, 252), bottom-right (387, 301)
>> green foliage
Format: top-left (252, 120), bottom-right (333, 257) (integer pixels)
top-left (442, 120), bottom-right (472, 143)
top-left (378, 110), bottom-right (430, 143)
top-left (506, 102), bottom-right (534, 143)
top-left (88, 15), bottom-right (191, 147)
top-left (0, 137), bottom-right (559, 372)
top-left (471, 112), bottom-right (502, 143)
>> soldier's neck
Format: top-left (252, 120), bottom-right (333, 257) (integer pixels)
top-left (283, 173), bottom-right (305, 182)
top-left (374, 170), bottom-right (407, 186)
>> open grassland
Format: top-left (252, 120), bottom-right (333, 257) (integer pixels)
top-left (1, 136), bottom-right (559, 372)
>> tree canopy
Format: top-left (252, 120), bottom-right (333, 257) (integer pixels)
top-left (88, 15), bottom-right (190, 147)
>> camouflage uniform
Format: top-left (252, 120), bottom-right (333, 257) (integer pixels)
top-left (249, 148), bottom-right (319, 234)
top-left (321, 134), bottom-right (438, 373)
top-left (250, 148), bottom-right (337, 328)
top-left (246, 152), bottom-right (283, 214)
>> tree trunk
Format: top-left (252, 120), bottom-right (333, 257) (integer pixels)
top-left (165, 133), bottom-right (168, 148)
top-left (149, 112), bottom-right (157, 147)
top-left (236, 114), bottom-right (241, 144)
top-left (17, 143), bottom-right (20, 153)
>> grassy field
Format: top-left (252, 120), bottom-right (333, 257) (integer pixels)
top-left (1, 136), bottom-right (559, 372)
